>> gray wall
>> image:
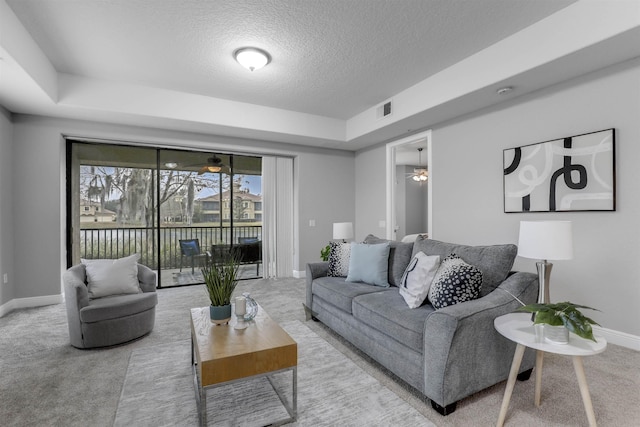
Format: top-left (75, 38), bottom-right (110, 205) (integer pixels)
top-left (354, 146), bottom-right (387, 240)
top-left (430, 58), bottom-right (640, 336)
top-left (8, 115), bottom-right (354, 300)
top-left (354, 58), bottom-right (640, 337)
top-left (0, 107), bottom-right (14, 306)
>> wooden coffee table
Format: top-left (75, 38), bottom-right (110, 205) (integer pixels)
top-left (190, 304), bottom-right (297, 426)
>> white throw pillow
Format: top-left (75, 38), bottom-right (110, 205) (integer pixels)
top-left (399, 252), bottom-right (441, 309)
top-left (82, 254), bottom-right (141, 299)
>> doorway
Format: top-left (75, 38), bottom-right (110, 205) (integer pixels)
top-left (385, 130), bottom-right (432, 241)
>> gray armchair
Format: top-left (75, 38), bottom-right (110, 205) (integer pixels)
top-left (63, 263), bottom-right (158, 349)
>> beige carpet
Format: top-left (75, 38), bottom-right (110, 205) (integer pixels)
top-left (1, 277), bottom-right (638, 426)
top-left (114, 321), bottom-right (432, 426)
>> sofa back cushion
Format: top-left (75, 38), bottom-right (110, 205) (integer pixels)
top-left (363, 234), bottom-right (413, 286)
top-left (412, 237), bottom-right (517, 296)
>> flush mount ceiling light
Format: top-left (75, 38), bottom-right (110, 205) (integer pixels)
top-left (234, 47), bottom-right (271, 72)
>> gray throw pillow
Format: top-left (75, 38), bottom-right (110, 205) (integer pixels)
top-left (363, 234), bottom-right (413, 286)
top-left (412, 236), bottom-right (516, 296)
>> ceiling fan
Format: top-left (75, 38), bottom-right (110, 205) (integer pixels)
top-left (407, 148), bottom-right (428, 184)
top-left (197, 155), bottom-right (226, 175)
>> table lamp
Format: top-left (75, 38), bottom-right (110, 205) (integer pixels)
top-left (517, 221), bottom-right (573, 304)
top-left (333, 222), bottom-right (353, 243)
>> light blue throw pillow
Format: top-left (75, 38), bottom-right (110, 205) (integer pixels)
top-left (346, 242), bottom-right (391, 287)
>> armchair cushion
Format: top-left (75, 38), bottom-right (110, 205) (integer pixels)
top-left (80, 292), bottom-right (158, 323)
top-left (81, 254), bottom-right (141, 299)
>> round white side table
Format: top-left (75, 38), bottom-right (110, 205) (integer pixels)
top-left (494, 312), bottom-right (607, 427)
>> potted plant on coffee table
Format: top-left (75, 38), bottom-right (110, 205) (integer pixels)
top-left (202, 254), bottom-right (240, 325)
top-left (517, 301), bottom-right (600, 343)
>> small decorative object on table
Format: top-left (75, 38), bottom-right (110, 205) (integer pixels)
top-left (242, 292), bottom-right (258, 321)
top-left (202, 254), bottom-right (240, 325)
top-left (517, 301), bottom-right (600, 344)
top-left (234, 296), bottom-right (248, 330)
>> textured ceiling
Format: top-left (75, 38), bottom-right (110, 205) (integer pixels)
top-left (6, 0), bottom-right (576, 120)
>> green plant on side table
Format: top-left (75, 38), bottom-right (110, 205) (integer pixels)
top-left (320, 244), bottom-right (330, 262)
top-left (202, 254), bottom-right (240, 325)
top-left (517, 301), bottom-right (600, 342)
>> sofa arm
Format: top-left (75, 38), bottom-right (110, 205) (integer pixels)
top-left (422, 271), bottom-right (538, 407)
top-left (305, 262), bottom-right (329, 309)
top-left (137, 264), bottom-right (157, 293)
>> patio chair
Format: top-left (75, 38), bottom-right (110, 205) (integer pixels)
top-left (179, 239), bottom-right (210, 273)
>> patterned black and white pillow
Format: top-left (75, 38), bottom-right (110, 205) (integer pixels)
top-left (428, 254), bottom-right (483, 309)
top-left (328, 241), bottom-right (351, 277)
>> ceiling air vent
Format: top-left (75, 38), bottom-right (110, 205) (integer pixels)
top-left (376, 100), bottom-right (393, 119)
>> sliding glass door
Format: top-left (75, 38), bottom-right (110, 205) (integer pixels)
top-left (67, 141), bottom-right (263, 287)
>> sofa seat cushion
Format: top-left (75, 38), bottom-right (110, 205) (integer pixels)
top-left (312, 277), bottom-right (383, 314)
top-left (80, 292), bottom-right (158, 323)
top-left (352, 290), bottom-right (435, 353)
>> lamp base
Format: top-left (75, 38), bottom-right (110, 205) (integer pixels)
top-left (535, 260), bottom-right (553, 304)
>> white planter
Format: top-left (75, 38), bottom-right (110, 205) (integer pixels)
top-left (544, 325), bottom-right (569, 344)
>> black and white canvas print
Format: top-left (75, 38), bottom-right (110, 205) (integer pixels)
top-left (503, 129), bottom-right (615, 212)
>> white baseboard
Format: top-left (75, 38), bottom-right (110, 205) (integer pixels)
top-left (0, 294), bottom-right (62, 318)
top-left (593, 325), bottom-right (640, 351)
top-left (293, 270), bottom-right (306, 279)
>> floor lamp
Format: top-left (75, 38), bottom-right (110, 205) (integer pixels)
top-left (517, 221), bottom-right (573, 304)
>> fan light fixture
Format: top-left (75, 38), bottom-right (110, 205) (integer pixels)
top-left (198, 155), bottom-right (224, 175)
top-left (234, 47), bottom-right (271, 72)
top-left (411, 148), bottom-right (428, 184)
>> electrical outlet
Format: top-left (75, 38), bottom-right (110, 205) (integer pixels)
top-left (309, 219), bottom-right (316, 227)
top-left (3, 273), bottom-right (7, 284)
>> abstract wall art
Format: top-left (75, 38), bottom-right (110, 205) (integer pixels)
top-left (503, 128), bottom-right (615, 213)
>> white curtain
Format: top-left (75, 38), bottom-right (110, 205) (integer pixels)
top-left (261, 156), bottom-right (294, 278)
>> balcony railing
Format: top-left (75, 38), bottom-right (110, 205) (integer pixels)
top-left (79, 225), bottom-right (262, 270)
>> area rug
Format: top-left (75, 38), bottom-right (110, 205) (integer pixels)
top-left (114, 320), bottom-right (433, 426)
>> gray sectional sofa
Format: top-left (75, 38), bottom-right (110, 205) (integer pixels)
top-left (305, 236), bottom-right (538, 415)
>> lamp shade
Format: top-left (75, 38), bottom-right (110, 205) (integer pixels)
top-left (518, 221), bottom-right (573, 261)
top-left (333, 222), bottom-right (353, 240)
